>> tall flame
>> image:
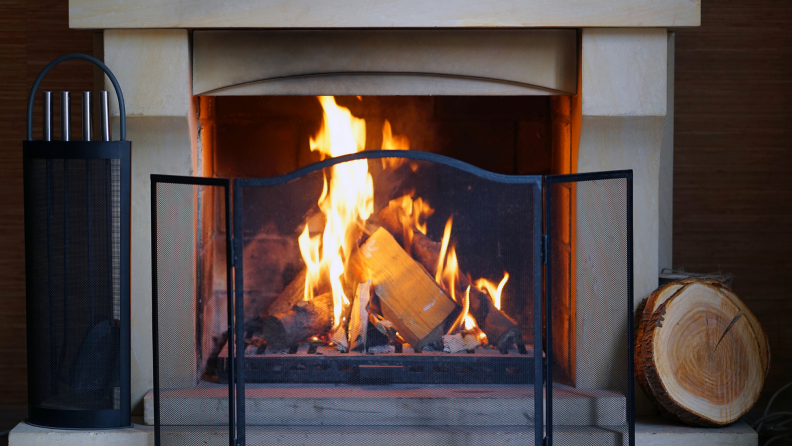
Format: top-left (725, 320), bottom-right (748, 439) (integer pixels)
top-left (381, 119), bottom-right (410, 169)
top-left (301, 96), bottom-right (373, 329)
top-left (475, 272), bottom-right (510, 310)
top-left (436, 217), bottom-right (454, 285)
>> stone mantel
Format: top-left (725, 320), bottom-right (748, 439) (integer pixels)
top-left (69, 0), bottom-right (700, 29)
top-left (70, 0), bottom-right (694, 420)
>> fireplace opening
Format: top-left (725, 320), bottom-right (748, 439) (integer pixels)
top-left (191, 95), bottom-right (574, 385)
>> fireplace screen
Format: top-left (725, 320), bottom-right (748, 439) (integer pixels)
top-left (151, 155), bottom-right (633, 446)
top-left (151, 176), bottom-right (234, 446)
top-left (545, 171), bottom-right (634, 446)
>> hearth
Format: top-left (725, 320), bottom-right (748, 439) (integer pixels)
top-left (150, 96), bottom-right (634, 445)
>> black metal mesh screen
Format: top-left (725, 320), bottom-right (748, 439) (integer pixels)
top-left (546, 173), bottom-right (634, 446)
top-left (234, 153), bottom-right (543, 445)
top-left (153, 179), bottom-right (233, 446)
top-left (26, 158), bottom-right (122, 411)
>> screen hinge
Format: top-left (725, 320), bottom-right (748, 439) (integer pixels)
top-left (541, 234), bottom-right (548, 265)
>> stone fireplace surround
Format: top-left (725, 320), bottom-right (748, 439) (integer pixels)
top-left (8, 0), bottom-right (759, 445)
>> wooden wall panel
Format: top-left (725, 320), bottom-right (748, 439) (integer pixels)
top-left (674, 0), bottom-right (792, 421)
top-left (0, 0), bottom-right (93, 414)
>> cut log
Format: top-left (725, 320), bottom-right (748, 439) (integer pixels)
top-left (378, 204), bottom-right (521, 350)
top-left (266, 268), bottom-right (308, 316)
top-left (348, 280), bottom-right (371, 351)
top-left (360, 227), bottom-right (457, 350)
top-left (369, 313), bottom-right (400, 343)
top-left (467, 285), bottom-right (522, 351)
top-left (261, 292), bottom-right (334, 350)
top-left (640, 280), bottom-right (770, 426)
top-left (265, 210), bottom-right (330, 317)
top-left (442, 332), bottom-right (482, 353)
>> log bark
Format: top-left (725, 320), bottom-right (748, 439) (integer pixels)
top-left (266, 268), bottom-right (308, 316)
top-left (635, 281), bottom-right (689, 420)
top-left (360, 227), bottom-right (457, 350)
top-left (261, 292), bottom-right (334, 350)
top-left (378, 204), bottom-right (521, 350)
top-left (639, 279), bottom-right (770, 426)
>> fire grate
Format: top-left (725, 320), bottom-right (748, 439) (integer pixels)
top-left (218, 343), bottom-right (539, 385)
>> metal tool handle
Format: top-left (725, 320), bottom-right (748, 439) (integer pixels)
top-left (100, 91), bottom-right (110, 142)
top-left (42, 91), bottom-right (52, 141)
top-left (26, 53), bottom-right (126, 141)
top-left (82, 91), bottom-right (92, 142)
top-left (60, 92), bottom-right (70, 141)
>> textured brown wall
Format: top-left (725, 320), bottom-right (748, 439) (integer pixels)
top-left (674, 0), bottom-right (792, 419)
top-left (0, 0), bottom-right (93, 413)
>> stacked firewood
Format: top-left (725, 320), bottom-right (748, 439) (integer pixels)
top-left (260, 202), bottom-right (521, 353)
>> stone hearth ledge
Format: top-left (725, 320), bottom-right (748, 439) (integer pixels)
top-left (9, 417), bottom-right (757, 446)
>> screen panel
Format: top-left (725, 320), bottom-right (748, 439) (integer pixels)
top-left (151, 176), bottom-right (235, 446)
top-left (234, 150), bottom-right (543, 446)
top-left (545, 170), bottom-right (635, 446)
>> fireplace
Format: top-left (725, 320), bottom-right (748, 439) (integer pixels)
top-left (191, 95), bottom-right (560, 386)
top-left (149, 86), bottom-right (635, 446)
top-left (40, 0), bottom-right (697, 440)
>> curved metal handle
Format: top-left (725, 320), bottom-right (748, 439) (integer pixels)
top-left (26, 53), bottom-right (126, 141)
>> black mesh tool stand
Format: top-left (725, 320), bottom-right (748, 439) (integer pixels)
top-left (23, 54), bottom-right (131, 429)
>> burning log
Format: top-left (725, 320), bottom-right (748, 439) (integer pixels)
top-left (360, 227), bottom-right (458, 351)
top-left (266, 268), bottom-right (308, 316)
top-left (378, 204), bottom-right (521, 350)
top-left (442, 332), bottom-right (482, 353)
top-left (260, 292), bottom-right (334, 350)
top-left (348, 280), bottom-right (371, 351)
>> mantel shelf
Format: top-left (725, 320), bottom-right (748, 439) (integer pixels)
top-left (70, 0), bottom-right (700, 29)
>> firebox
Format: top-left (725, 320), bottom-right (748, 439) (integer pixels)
top-left (150, 95), bottom-right (634, 446)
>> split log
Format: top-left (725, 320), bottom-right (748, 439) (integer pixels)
top-left (369, 313), bottom-right (401, 343)
top-left (348, 280), bottom-right (371, 351)
top-left (266, 268), bottom-right (308, 316)
top-left (378, 204), bottom-right (521, 350)
top-left (639, 279), bottom-right (770, 426)
top-left (265, 210), bottom-right (330, 317)
top-left (360, 227), bottom-right (457, 350)
top-left (261, 292), bottom-right (334, 350)
top-left (442, 332), bottom-right (482, 353)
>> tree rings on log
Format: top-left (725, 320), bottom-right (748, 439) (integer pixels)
top-left (636, 279), bottom-right (770, 426)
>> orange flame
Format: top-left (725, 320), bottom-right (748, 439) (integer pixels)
top-left (302, 96), bottom-right (373, 329)
top-left (381, 120), bottom-right (410, 169)
top-left (432, 216), bottom-right (476, 334)
top-left (474, 272), bottom-right (510, 310)
top-left (436, 217), bottom-right (454, 285)
top-left (390, 194), bottom-right (434, 236)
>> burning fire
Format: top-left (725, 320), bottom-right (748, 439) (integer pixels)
top-left (381, 120), bottom-right (410, 169)
top-left (475, 273), bottom-right (510, 311)
top-left (300, 96), bottom-right (373, 329)
top-left (296, 95), bottom-right (510, 348)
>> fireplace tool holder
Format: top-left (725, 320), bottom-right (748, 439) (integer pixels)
top-left (23, 54), bottom-right (131, 429)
